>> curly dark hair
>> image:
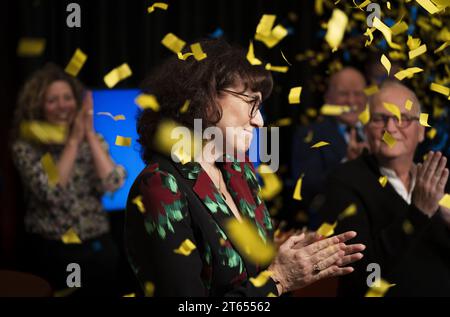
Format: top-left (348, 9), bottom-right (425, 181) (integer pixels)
top-left (12, 62), bottom-right (85, 141)
top-left (137, 38), bottom-right (273, 164)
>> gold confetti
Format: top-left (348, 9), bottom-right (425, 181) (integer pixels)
top-left (132, 195), bottom-right (145, 213)
top-left (408, 44), bottom-right (427, 60)
top-left (390, 21), bottom-right (409, 36)
top-left (394, 67), bottom-right (424, 80)
top-left (272, 118), bottom-right (292, 127)
top-left (177, 52), bottom-right (193, 60)
top-left (419, 113), bottom-right (431, 127)
top-left (387, 1), bottom-right (391, 9)
top-left (434, 41), bottom-right (450, 54)
top-left (381, 54), bottom-right (391, 75)
top-left (405, 99), bottom-right (413, 111)
top-left (293, 175), bottom-right (303, 201)
top-left (382, 131), bottom-right (396, 148)
top-left (383, 102), bottom-right (401, 123)
top-left (180, 100), bottom-right (190, 113)
top-left (104, 63), bottom-right (132, 88)
top-left (255, 14), bottom-right (276, 37)
top-left (365, 278), bottom-right (395, 297)
top-left (311, 141), bottom-right (330, 148)
top-left (97, 112), bottom-right (126, 121)
top-left (372, 17), bottom-right (401, 50)
top-left (320, 104), bottom-right (351, 116)
top-left (325, 9), bottom-right (348, 51)
top-left (135, 94), bottom-right (160, 111)
top-left (20, 121), bottom-right (68, 144)
top-left (249, 270), bottom-right (273, 287)
top-left (41, 153), bottom-right (59, 186)
top-left (317, 222), bottom-right (337, 237)
top-left (359, 103), bottom-right (370, 125)
top-left (161, 33), bottom-right (186, 54)
top-left (246, 41), bottom-right (262, 65)
top-left (257, 164), bottom-right (283, 201)
top-left (430, 83), bottom-right (450, 96)
top-left (144, 282), bottom-right (155, 297)
top-left (402, 220), bottom-right (414, 235)
top-left (379, 175), bottom-right (388, 187)
top-left (415, 0), bottom-right (440, 14)
top-left (174, 239), bottom-right (196, 256)
top-left (304, 130), bottom-right (314, 143)
top-left (364, 85), bottom-right (379, 96)
top-left (267, 292), bottom-right (278, 297)
top-left (438, 194), bottom-right (450, 208)
top-left (255, 15), bottom-right (288, 48)
top-left (225, 218), bottom-right (275, 265)
top-left (115, 135), bottom-right (132, 147)
top-left (280, 50), bottom-right (292, 66)
top-left (61, 228), bottom-right (82, 244)
top-left (288, 87), bottom-right (302, 104)
top-left (17, 38), bottom-right (46, 57)
top-left (147, 2), bottom-right (168, 13)
top-left (427, 128), bottom-right (437, 139)
top-left (190, 42), bottom-right (207, 61)
top-left (123, 293), bottom-right (136, 297)
top-left (353, 0), bottom-right (371, 10)
top-left (338, 203), bottom-right (357, 220)
top-left (64, 48), bottom-right (87, 77)
top-left (265, 63), bottom-right (288, 73)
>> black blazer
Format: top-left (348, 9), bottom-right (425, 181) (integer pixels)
top-left (318, 154), bottom-right (450, 296)
top-left (125, 153), bottom-right (278, 297)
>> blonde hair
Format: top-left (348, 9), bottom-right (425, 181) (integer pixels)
top-left (12, 63), bottom-right (84, 141)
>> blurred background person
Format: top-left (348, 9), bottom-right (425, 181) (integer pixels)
top-left (10, 63), bottom-right (126, 296)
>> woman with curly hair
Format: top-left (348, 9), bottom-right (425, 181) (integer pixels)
top-left (125, 39), bottom-right (365, 297)
top-left (11, 63), bottom-right (126, 295)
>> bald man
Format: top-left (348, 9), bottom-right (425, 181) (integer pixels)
top-left (318, 81), bottom-right (450, 296)
top-left (290, 67), bottom-right (368, 225)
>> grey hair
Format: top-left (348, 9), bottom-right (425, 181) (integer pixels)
top-left (368, 80), bottom-right (422, 114)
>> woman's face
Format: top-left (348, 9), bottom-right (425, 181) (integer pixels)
top-left (214, 83), bottom-right (264, 157)
top-left (43, 80), bottom-right (77, 126)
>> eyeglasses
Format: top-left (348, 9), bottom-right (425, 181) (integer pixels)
top-left (220, 88), bottom-right (262, 118)
top-left (369, 113), bottom-right (419, 129)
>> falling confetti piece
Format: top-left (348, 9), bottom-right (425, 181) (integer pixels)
top-left (135, 94), bottom-right (160, 111)
top-left (427, 128), bottom-right (437, 139)
top-left (17, 38), bottom-right (46, 57)
top-left (174, 239), bottom-right (196, 256)
top-left (97, 112), bottom-right (126, 121)
top-left (405, 99), bottom-right (413, 111)
top-left (390, 20), bottom-right (409, 36)
top-left (254, 15), bottom-right (288, 48)
top-left (419, 113), bottom-right (431, 127)
top-left (132, 195), bottom-right (145, 213)
top-left (20, 121), bottom-right (68, 144)
top-left (288, 87), bottom-right (302, 104)
top-left (364, 85), bottom-right (379, 96)
top-left (359, 103), bottom-right (370, 125)
top-left (257, 164), bottom-right (283, 201)
top-left (383, 102), bottom-right (401, 123)
top-left (373, 17), bottom-right (401, 50)
top-left (177, 52), bottom-right (194, 60)
top-left (123, 293), bottom-right (136, 297)
top-left (317, 222), bottom-right (337, 237)
top-left (415, 0), bottom-right (440, 14)
top-left (434, 41), bottom-right (450, 54)
top-left (64, 48), bottom-right (87, 77)
top-left (293, 175), bottom-right (303, 201)
top-left (394, 67), bottom-right (424, 81)
top-left (144, 282), bottom-right (155, 297)
top-left (115, 135), bottom-right (132, 147)
top-left (402, 220), bottom-right (414, 235)
top-left (161, 33), bottom-right (186, 54)
top-left (104, 63), bottom-right (132, 88)
top-left (147, 2), bottom-right (168, 13)
top-left (61, 228), bottom-right (82, 244)
top-left (255, 14), bottom-right (276, 37)
top-left (249, 270), bottom-right (273, 287)
top-left (41, 153), bottom-right (59, 186)
top-left (265, 63), bottom-right (288, 73)
top-left (430, 83), bottom-right (450, 96)
top-left (180, 100), bottom-right (190, 113)
top-left (320, 104), bottom-right (351, 116)
top-left (382, 131), bottom-right (396, 148)
top-left (379, 175), bottom-right (388, 187)
top-left (304, 130), bottom-right (313, 143)
top-left (438, 194), bottom-right (450, 208)
top-left (280, 50), bottom-right (292, 66)
top-left (311, 141), bottom-right (330, 148)
top-left (409, 44), bottom-right (427, 60)
top-left (380, 54), bottom-right (391, 75)
top-left (246, 41), bottom-right (262, 65)
top-left (225, 218), bottom-right (275, 265)
top-left (365, 278), bottom-right (395, 297)
top-left (338, 203), bottom-right (357, 220)
top-left (267, 292), bottom-right (277, 297)
top-left (190, 42), bottom-right (207, 61)
top-left (325, 9), bottom-right (348, 51)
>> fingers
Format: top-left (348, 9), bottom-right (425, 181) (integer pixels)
top-left (292, 231), bottom-right (320, 249)
top-left (336, 253), bottom-right (364, 267)
top-left (314, 265), bottom-right (354, 281)
top-left (280, 233), bottom-right (305, 250)
top-left (314, 249), bottom-right (344, 272)
top-left (422, 152), bottom-right (442, 183)
top-left (342, 243), bottom-right (366, 255)
top-left (302, 235), bottom-right (339, 255)
top-left (437, 168), bottom-right (449, 193)
top-left (307, 243), bottom-right (342, 265)
top-left (349, 128), bottom-right (357, 144)
top-left (333, 231), bottom-right (357, 243)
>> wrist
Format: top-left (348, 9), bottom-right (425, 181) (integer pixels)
top-left (268, 266), bottom-right (285, 295)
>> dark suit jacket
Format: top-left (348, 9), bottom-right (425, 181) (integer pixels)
top-left (318, 154), bottom-right (450, 296)
top-left (125, 153), bottom-right (278, 297)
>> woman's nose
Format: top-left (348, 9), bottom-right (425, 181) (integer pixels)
top-left (250, 110), bottom-right (264, 128)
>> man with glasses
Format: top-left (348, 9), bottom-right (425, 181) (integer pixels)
top-left (318, 81), bottom-right (450, 296)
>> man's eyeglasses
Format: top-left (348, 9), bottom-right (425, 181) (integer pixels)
top-left (369, 113), bottom-right (419, 129)
top-left (220, 89), bottom-right (262, 118)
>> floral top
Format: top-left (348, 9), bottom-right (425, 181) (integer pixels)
top-left (125, 153), bottom-right (277, 297)
top-left (12, 136), bottom-right (126, 241)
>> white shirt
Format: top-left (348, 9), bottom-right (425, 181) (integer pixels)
top-left (379, 166), bottom-right (416, 204)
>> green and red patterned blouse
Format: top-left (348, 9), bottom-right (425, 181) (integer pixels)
top-left (125, 152), bottom-right (278, 297)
